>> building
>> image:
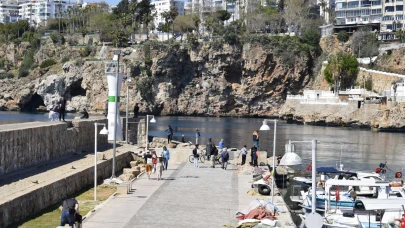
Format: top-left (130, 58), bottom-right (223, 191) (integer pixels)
top-left (184, 0), bottom-right (192, 15)
top-left (329, 0), bottom-right (405, 38)
top-left (19, 0), bottom-right (80, 26)
top-left (0, 0), bottom-right (21, 24)
top-left (152, 0), bottom-right (184, 30)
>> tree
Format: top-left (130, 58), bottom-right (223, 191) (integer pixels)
top-left (137, 0), bottom-right (155, 39)
top-left (396, 29), bottom-right (404, 43)
top-left (283, 0), bottom-right (311, 35)
top-left (80, 27), bottom-right (88, 44)
top-left (318, 0), bottom-right (327, 23)
top-left (324, 53), bottom-right (358, 92)
top-left (337, 31), bottom-right (349, 43)
top-left (192, 15), bottom-right (201, 37)
top-left (161, 7), bottom-right (178, 39)
top-left (351, 27), bottom-right (378, 63)
top-left (216, 10), bottom-right (231, 23)
top-left (174, 15), bottom-right (196, 41)
top-left (392, 81), bottom-right (398, 103)
top-left (113, 0), bottom-right (131, 15)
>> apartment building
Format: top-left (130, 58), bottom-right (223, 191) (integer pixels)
top-left (19, 0), bottom-right (80, 25)
top-left (333, 0), bottom-right (405, 36)
top-left (0, 0), bottom-right (20, 23)
top-left (152, 0), bottom-right (184, 30)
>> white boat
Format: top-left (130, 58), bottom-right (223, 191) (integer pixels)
top-left (323, 198), bottom-right (405, 227)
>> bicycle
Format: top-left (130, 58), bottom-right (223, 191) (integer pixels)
top-left (189, 149), bottom-right (206, 163)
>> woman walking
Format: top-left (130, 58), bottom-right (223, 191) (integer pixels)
top-left (156, 156), bottom-right (164, 181)
top-left (151, 151), bottom-right (157, 173)
top-left (161, 146), bottom-right (170, 170)
top-left (252, 130), bottom-right (259, 148)
top-left (193, 144), bottom-right (199, 168)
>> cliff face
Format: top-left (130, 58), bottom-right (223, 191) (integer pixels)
top-left (0, 40), bottom-right (315, 116)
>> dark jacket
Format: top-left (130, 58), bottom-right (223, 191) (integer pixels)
top-left (193, 148), bottom-right (199, 158)
top-left (134, 105), bottom-right (139, 114)
top-left (206, 142), bottom-right (214, 155)
top-left (221, 151), bottom-right (229, 162)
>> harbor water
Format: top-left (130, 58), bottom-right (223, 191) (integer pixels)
top-left (1, 112), bottom-right (405, 173)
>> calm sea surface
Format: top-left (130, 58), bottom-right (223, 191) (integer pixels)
top-left (1, 112), bottom-right (405, 174)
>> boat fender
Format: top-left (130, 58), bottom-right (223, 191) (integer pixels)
top-left (396, 172), bottom-right (402, 178)
top-left (343, 212), bottom-right (355, 218)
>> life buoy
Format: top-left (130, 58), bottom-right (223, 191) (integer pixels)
top-left (395, 172), bottom-right (402, 178)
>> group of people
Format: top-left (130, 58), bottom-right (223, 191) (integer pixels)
top-left (49, 98), bottom-right (67, 121)
top-left (143, 146), bottom-right (170, 181)
top-left (191, 138), bottom-right (229, 169)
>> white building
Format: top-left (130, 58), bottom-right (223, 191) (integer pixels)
top-left (19, 0), bottom-right (80, 26)
top-left (152, 0), bottom-right (184, 30)
top-left (0, 0), bottom-right (21, 24)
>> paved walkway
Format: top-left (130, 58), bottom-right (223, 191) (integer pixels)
top-left (84, 162), bottom-right (238, 228)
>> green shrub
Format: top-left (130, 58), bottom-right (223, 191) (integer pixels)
top-left (0, 72), bottom-right (14, 79)
top-left (61, 57), bottom-right (69, 63)
top-left (337, 31), bottom-right (349, 43)
top-left (18, 67), bottom-right (29, 77)
top-left (40, 59), bottom-right (57, 68)
top-left (50, 32), bottom-right (58, 43)
top-left (136, 77), bottom-right (154, 100)
top-left (79, 46), bottom-right (92, 57)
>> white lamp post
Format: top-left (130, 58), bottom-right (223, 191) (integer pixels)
top-left (94, 123), bottom-right (108, 201)
top-left (125, 77), bottom-right (131, 144)
top-left (145, 115), bottom-right (156, 150)
top-left (260, 119), bottom-right (277, 202)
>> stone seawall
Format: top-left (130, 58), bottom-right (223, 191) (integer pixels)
top-left (357, 68), bottom-right (403, 93)
top-left (0, 150), bottom-right (133, 228)
top-left (0, 119), bottom-right (108, 175)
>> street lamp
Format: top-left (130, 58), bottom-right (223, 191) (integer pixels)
top-left (260, 119), bottom-right (277, 202)
top-left (94, 123), bottom-right (108, 201)
top-left (112, 50), bottom-right (121, 179)
top-left (125, 77), bottom-right (132, 144)
top-left (145, 115), bottom-right (156, 150)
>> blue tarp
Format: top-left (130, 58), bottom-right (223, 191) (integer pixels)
top-left (316, 167), bottom-right (357, 175)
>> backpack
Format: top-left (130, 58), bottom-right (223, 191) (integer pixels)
top-left (212, 146), bottom-right (218, 156)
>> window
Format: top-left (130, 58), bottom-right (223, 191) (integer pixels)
top-left (348, 2), bottom-right (359, 8)
top-left (383, 15), bottom-right (394, 20)
top-left (396, 15), bottom-right (403, 20)
top-left (372, 0), bottom-right (381, 5)
top-left (385, 6), bottom-right (395, 12)
top-left (362, 17), bottom-right (369, 21)
top-left (396, 5), bottom-right (403, 11)
top-left (372, 8), bottom-right (382, 14)
top-left (361, 9), bottom-right (370, 15)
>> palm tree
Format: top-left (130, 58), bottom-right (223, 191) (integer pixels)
top-left (328, 54), bottom-right (343, 96)
top-left (318, 0), bottom-right (327, 23)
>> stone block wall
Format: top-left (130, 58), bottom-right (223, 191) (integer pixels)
top-left (357, 69), bottom-right (402, 93)
top-left (0, 152), bottom-right (133, 228)
top-left (0, 119), bottom-right (108, 175)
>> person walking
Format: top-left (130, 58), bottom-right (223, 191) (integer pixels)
top-left (253, 130), bottom-right (260, 148)
top-left (60, 197), bottom-right (79, 228)
top-left (211, 144), bottom-right (218, 168)
top-left (156, 156), bottom-right (164, 181)
top-left (238, 145), bottom-right (248, 165)
top-left (59, 98), bottom-right (67, 121)
top-left (181, 134), bottom-right (185, 143)
top-left (219, 139), bottom-right (224, 152)
top-left (133, 103), bottom-right (139, 118)
top-left (206, 138), bottom-right (214, 160)
top-left (193, 144), bottom-right (199, 168)
top-left (251, 146), bottom-right (258, 167)
top-left (165, 125), bottom-right (174, 143)
top-left (151, 150), bottom-right (157, 173)
top-left (195, 129), bottom-right (200, 145)
top-left (144, 151), bottom-right (153, 180)
top-left (221, 148), bottom-right (230, 170)
top-left (161, 146), bottom-right (170, 170)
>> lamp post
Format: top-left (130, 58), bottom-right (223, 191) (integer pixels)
top-left (145, 115), bottom-right (156, 150)
top-left (111, 50), bottom-right (121, 179)
top-left (126, 78), bottom-right (132, 144)
top-left (259, 119), bottom-right (277, 202)
top-left (94, 123), bottom-right (108, 201)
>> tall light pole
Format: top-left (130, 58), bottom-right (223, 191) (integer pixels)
top-left (260, 119), bottom-right (277, 202)
top-left (112, 50), bottom-right (121, 179)
top-left (94, 123), bottom-right (108, 201)
top-left (145, 115), bottom-right (156, 150)
top-left (125, 78), bottom-right (131, 144)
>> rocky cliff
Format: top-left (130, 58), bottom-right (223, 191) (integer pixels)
top-left (0, 37), bottom-right (316, 116)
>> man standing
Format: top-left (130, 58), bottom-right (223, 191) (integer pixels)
top-left (195, 129), bottom-right (200, 145)
top-left (59, 98), bottom-right (67, 121)
top-left (219, 139), bottom-right (224, 152)
top-left (193, 144), bottom-right (199, 168)
top-left (206, 138), bottom-right (214, 160)
top-left (133, 103), bottom-right (139, 118)
top-left (165, 125), bottom-right (174, 143)
top-left (60, 197), bottom-right (79, 228)
top-left (221, 148), bottom-right (229, 170)
top-left (161, 146), bottom-right (170, 170)
top-left (251, 146), bottom-right (258, 167)
top-left (211, 144), bottom-right (218, 168)
top-left (238, 145), bottom-right (248, 165)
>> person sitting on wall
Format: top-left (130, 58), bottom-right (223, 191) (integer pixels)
top-left (80, 108), bottom-right (89, 119)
